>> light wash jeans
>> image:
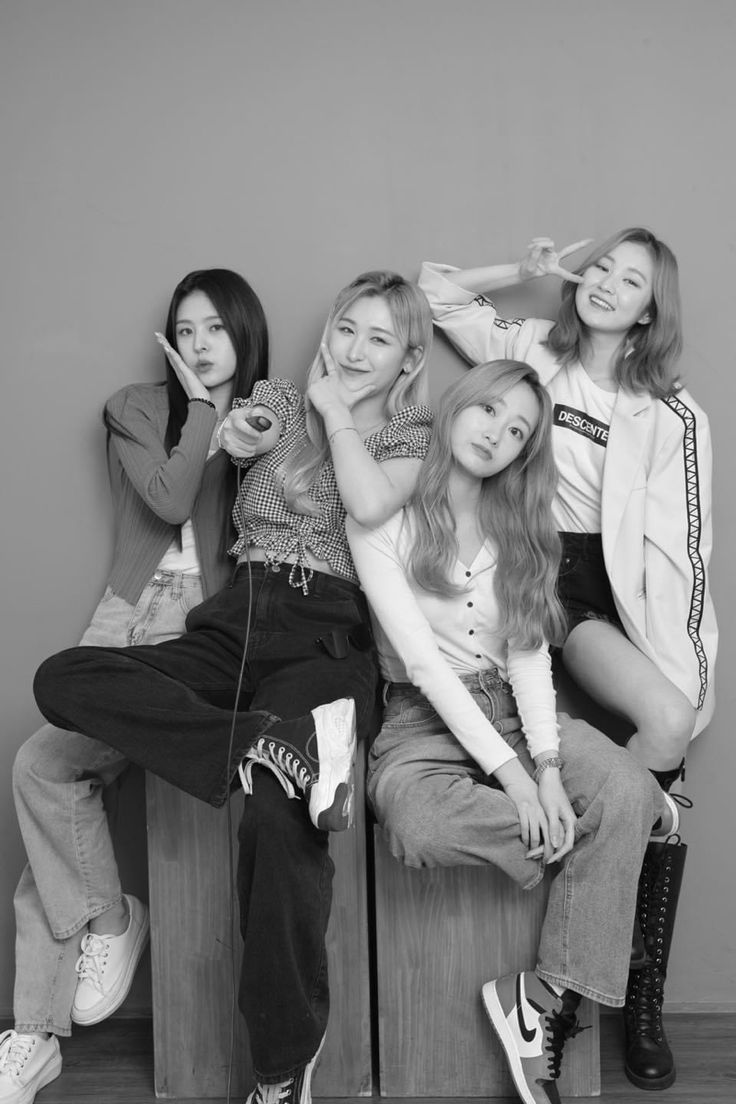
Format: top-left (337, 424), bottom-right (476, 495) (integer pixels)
top-left (367, 669), bottom-right (668, 1008)
top-left (12, 571), bottom-right (204, 1036)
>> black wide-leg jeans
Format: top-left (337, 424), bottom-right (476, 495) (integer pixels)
top-left (34, 563), bottom-right (380, 1080)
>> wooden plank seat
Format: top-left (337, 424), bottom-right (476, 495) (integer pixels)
top-left (145, 748), bottom-right (372, 1099)
top-left (372, 824), bottom-right (600, 1097)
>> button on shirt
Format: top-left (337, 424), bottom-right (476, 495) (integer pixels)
top-left (347, 511), bottom-right (559, 775)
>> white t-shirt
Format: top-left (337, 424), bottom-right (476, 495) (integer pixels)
top-left (156, 518), bottom-right (200, 575)
top-left (547, 364), bottom-right (616, 533)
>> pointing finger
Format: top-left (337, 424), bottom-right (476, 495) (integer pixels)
top-left (552, 265), bottom-right (585, 284)
top-left (558, 238), bottom-right (594, 260)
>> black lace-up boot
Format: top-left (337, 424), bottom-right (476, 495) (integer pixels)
top-left (624, 833), bottom-right (687, 1089)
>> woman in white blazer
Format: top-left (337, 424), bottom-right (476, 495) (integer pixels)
top-left (418, 228), bottom-right (717, 1092)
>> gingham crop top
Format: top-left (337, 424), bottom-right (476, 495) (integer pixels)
top-left (228, 378), bottom-right (433, 588)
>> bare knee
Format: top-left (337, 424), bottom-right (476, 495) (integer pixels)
top-left (629, 692), bottom-right (695, 764)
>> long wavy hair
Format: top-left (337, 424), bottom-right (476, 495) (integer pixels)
top-left (406, 360), bottom-right (566, 649)
top-left (545, 227), bottom-right (682, 399)
top-left (281, 271), bottom-right (433, 515)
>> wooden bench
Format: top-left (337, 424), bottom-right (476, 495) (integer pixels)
top-left (145, 749), bottom-right (372, 1099)
top-left (368, 664), bottom-right (629, 1098)
top-left (372, 825), bottom-right (600, 1097)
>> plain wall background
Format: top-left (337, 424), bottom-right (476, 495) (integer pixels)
top-left (1, 0), bottom-right (734, 1016)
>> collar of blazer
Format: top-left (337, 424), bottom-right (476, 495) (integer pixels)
top-left (601, 387), bottom-right (654, 565)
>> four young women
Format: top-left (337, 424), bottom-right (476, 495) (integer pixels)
top-left (1, 228), bottom-right (716, 1104)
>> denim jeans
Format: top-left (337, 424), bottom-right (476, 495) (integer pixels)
top-left (34, 564), bottom-right (380, 1077)
top-left (13, 571), bottom-right (204, 1036)
top-left (367, 671), bottom-right (668, 1007)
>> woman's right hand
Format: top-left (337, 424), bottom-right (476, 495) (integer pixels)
top-left (493, 758), bottom-right (552, 860)
top-left (518, 237), bottom-right (593, 284)
top-left (154, 332), bottom-right (210, 402)
top-left (217, 406), bottom-right (278, 458)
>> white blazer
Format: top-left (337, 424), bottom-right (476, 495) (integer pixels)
top-left (419, 262), bottom-right (717, 737)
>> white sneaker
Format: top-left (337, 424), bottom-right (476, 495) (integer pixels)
top-left (0, 1032), bottom-right (61, 1104)
top-left (71, 894), bottom-right (150, 1025)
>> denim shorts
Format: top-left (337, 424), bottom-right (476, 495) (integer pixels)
top-left (557, 531), bottom-right (622, 637)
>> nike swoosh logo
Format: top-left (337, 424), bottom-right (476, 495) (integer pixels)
top-left (516, 974), bottom-right (540, 1043)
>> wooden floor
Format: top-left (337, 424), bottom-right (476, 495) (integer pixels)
top-left (4, 1014), bottom-right (734, 1103)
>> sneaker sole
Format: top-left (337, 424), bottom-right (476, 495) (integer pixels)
top-left (310, 700), bottom-right (356, 832)
top-left (481, 981), bottom-right (539, 1104)
top-left (299, 1032), bottom-right (327, 1104)
top-left (315, 778), bottom-right (354, 832)
top-left (71, 906), bottom-right (151, 1026)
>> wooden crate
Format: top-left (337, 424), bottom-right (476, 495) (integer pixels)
top-left (145, 751), bottom-right (371, 1099)
top-left (373, 825), bottom-right (600, 1097)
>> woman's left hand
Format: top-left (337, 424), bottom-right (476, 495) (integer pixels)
top-left (154, 332), bottom-right (210, 402)
top-left (518, 237), bottom-right (593, 285)
top-left (534, 769), bottom-right (577, 862)
top-left (307, 343), bottom-right (376, 421)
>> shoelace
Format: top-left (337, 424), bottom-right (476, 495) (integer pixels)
top-left (544, 1007), bottom-right (588, 1080)
top-left (249, 1076), bottom-right (296, 1104)
top-left (75, 933), bottom-right (111, 994)
top-left (627, 966), bottom-right (666, 1039)
top-left (0, 1031), bottom-right (35, 1076)
top-left (247, 738), bottom-right (313, 794)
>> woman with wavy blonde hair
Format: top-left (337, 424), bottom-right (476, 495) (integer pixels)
top-left (348, 359), bottom-right (678, 1104)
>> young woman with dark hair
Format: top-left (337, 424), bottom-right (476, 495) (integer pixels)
top-left (347, 359), bottom-right (679, 1104)
top-left (31, 270), bottom-right (434, 1104)
top-left (1, 268), bottom-right (269, 1104)
top-left (417, 232), bottom-right (717, 1089)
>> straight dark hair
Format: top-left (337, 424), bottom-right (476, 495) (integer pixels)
top-left (105, 268), bottom-right (269, 547)
top-left (162, 268), bottom-right (269, 448)
top-left (105, 268), bottom-right (269, 445)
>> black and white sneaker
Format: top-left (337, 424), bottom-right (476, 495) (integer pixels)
top-left (240, 699), bottom-right (356, 831)
top-left (245, 1034), bottom-right (325, 1104)
top-left (482, 972), bottom-right (584, 1104)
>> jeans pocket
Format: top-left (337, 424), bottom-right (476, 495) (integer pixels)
top-left (382, 695), bottom-right (438, 728)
